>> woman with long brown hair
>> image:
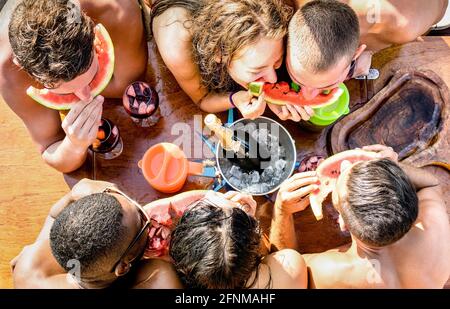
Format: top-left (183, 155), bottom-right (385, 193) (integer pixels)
top-left (151, 0), bottom-right (312, 121)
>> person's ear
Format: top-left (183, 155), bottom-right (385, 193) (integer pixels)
top-left (338, 214), bottom-right (348, 232)
top-left (12, 57), bottom-right (21, 68)
top-left (353, 44), bottom-right (367, 60)
top-left (114, 260), bottom-right (132, 277)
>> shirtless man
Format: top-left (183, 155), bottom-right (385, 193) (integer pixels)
top-left (0, 0), bottom-right (147, 172)
top-left (287, 0), bottom-right (448, 100)
top-left (270, 145), bottom-right (450, 288)
top-left (11, 179), bottom-right (182, 289)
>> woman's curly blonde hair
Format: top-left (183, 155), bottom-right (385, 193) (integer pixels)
top-left (152, 0), bottom-right (293, 92)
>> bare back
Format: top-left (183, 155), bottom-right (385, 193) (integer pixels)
top-left (304, 186), bottom-right (450, 288)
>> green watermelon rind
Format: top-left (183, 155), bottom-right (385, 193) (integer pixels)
top-left (26, 23), bottom-right (115, 111)
top-left (248, 81), bottom-right (265, 97)
top-left (248, 81), bottom-right (345, 108)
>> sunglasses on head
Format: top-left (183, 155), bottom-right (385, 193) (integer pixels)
top-left (102, 188), bottom-right (152, 273)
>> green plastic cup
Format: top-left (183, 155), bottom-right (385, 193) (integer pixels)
top-left (308, 83), bottom-right (350, 127)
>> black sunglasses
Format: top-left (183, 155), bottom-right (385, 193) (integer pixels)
top-left (103, 188), bottom-right (152, 273)
top-left (346, 59), bottom-right (357, 80)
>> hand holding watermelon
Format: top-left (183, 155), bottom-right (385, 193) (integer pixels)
top-left (61, 96), bottom-right (104, 150)
top-left (274, 172), bottom-right (320, 215)
top-left (231, 90), bottom-right (266, 120)
top-left (362, 144), bottom-right (399, 163)
top-left (267, 102), bottom-right (314, 122)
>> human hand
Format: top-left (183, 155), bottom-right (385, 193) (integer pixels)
top-left (233, 91), bottom-right (266, 120)
top-left (275, 172), bottom-right (319, 214)
top-left (61, 95), bottom-right (104, 151)
top-left (362, 144), bottom-right (399, 163)
top-left (351, 51), bottom-right (373, 78)
top-left (223, 191), bottom-right (257, 216)
top-left (267, 102), bottom-right (314, 122)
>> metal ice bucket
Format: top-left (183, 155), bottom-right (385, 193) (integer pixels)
top-left (215, 117), bottom-right (297, 196)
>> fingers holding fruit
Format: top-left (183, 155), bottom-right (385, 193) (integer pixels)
top-left (275, 172), bottom-right (320, 214)
top-left (362, 144), bottom-right (398, 162)
top-left (233, 91), bottom-right (266, 120)
top-left (223, 191), bottom-right (257, 216)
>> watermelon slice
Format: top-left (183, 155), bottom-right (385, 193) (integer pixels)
top-left (249, 81), bottom-right (344, 108)
top-left (143, 198), bottom-right (196, 259)
top-left (26, 24), bottom-right (115, 110)
top-left (309, 149), bottom-right (378, 220)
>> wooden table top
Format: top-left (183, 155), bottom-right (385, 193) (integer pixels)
top-left (1, 36), bottom-right (449, 288)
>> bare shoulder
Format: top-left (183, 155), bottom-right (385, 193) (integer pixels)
top-left (80, 0), bottom-right (142, 25)
top-left (133, 259), bottom-right (183, 289)
top-left (303, 250), bottom-right (351, 288)
top-left (152, 7), bottom-right (192, 69)
top-left (262, 249), bottom-right (308, 289)
top-left (417, 185), bottom-right (449, 228)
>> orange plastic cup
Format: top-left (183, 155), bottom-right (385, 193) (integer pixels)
top-left (138, 143), bottom-right (204, 193)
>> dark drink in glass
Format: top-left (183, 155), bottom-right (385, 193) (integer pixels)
top-left (123, 81), bottom-right (161, 127)
top-left (89, 118), bottom-right (123, 159)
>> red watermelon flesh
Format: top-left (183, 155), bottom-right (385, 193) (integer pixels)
top-left (26, 24), bottom-right (115, 110)
top-left (309, 149), bottom-right (378, 220)
top-left (249, 81), bottom-right (344, 108)
top-left (143, 199), bottom-right (194, 259)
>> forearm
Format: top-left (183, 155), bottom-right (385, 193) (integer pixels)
top-left (270, 205), bottom-right (299, 251)
top-left (42, 137), bottom-right (88, 173)
top-left (198, 92), bottom-right (234, 113)
top-left (399, 163), bottom-right (440, 191)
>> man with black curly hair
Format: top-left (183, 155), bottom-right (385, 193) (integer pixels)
top-left (11, 179), bottom-right (182, 289)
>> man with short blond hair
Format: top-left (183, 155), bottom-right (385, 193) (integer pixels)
top-left (287, 0), bottom-right (448, 100)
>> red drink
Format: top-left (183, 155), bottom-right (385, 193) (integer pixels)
top-left (123, 81), bottom-right (161, 127)
top-left (89, 118), bottom-right (123, 159)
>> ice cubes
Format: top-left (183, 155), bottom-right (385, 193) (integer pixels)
top-left (225, 130), bottom-right (288, 194)
top-left (250, 171), bottom-right (260, 183)
top-left (275, 159), bottom-right (287, 171)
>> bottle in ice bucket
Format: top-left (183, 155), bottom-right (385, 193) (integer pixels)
top-left (301, 83), bottom-right (350, 132)
top-left (89, 118), bottom-right (123, 159)
top-left (123, 81), bottom-right (161, 127)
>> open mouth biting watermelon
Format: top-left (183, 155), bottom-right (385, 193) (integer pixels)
top-left (309, 149), bottom-right (378, 220)
top-left (249, 81), bottom-right (344, 108)
top-left (26, 24), bottom-right (115, 110)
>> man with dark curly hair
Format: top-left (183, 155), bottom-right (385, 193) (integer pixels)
top-left (0, 0), bottom-right (148, 173)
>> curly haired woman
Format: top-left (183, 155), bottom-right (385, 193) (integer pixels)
top-left (151, 0), bottom-right (312, 121)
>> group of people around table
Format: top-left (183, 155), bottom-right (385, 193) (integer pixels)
top-left (0, 0), bottom-right (449, 288)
